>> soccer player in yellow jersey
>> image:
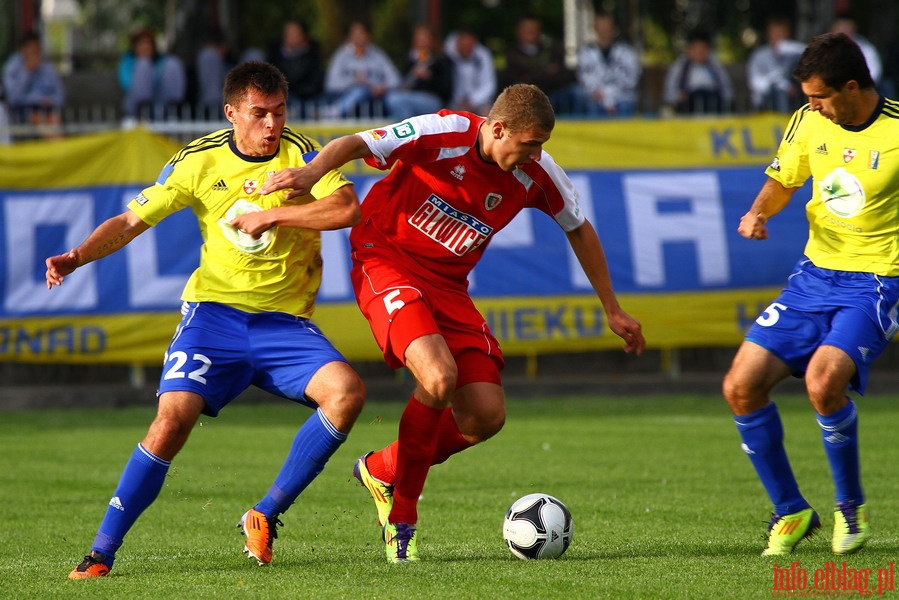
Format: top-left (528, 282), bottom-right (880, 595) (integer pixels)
top-left (723, 33), bottom-right (899, 557)
top-left (46, 62), bottom-right (366, 578)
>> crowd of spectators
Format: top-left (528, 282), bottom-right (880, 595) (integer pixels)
top-left (0, 11), bottom-right (893, 137)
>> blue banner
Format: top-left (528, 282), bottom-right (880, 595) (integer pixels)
top-left (2, 168), bottom-right (810, 321)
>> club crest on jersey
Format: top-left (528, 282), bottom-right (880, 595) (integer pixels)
top-left (484, 193), bottom-right (502, 210)
top-left (243, 179), bottom-right (259, 194)
top-left (408, 194), bottom-right (493, 256)
top-left (451, 164), bottom-right (466, 180)
top-left (843, 148), bottom-right (856, 163)
top-left (869, 150), bottom-right (880, 169)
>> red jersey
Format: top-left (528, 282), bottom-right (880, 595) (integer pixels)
top-left (349, 110), bottom-right (585, 284)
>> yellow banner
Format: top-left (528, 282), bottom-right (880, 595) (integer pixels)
top-left (295, 114), bottom-right (785, 171)
top-left (0, 128), bottom-right (182, 188)
top-left (1, 289), bottom-right (783, 364)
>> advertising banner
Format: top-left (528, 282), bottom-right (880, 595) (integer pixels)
top-left (1, 118), bottom-right (810, 364)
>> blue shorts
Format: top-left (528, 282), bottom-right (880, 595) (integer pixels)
top-left (158, 302), bottom-right (349, 416)
top-left (746, 259), bottom-right (899, 394)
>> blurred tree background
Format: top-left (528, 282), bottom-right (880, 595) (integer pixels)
top-left (0, 0), bottom-right (894, 94)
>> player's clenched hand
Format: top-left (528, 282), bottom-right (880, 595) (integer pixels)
top-left (737, 211), bottom-right (768, 240)
top-left (230, 210), bottom-right (274, 237)
top-left (607, 309), bottom-right (645, 356)
top-left (260, 167), bottom-right (317, 200)
top-left (45, 250), bottom-right (79, 289)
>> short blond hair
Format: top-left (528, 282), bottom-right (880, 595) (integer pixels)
top-left (488, 84), bottom-right (555, 133)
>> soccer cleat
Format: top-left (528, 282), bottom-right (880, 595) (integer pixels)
top-left (383, 521), bottom-right (419, 563)
top-left (832, 502), bottom-right (869, 555)
top-left (238, 508), bottom-right (282, 566)
top-left (68, 551), bottom-right (111, 579)
top-left (761, 508), bottom-right (821, 556)
top-left (353, 452), bottom-right (394, 526)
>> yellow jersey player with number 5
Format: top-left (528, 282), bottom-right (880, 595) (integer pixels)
top-left (723, 33), bottom-right (899, 557)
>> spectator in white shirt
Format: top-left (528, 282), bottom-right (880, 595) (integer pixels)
top-left (322, 20), bottom-right (401, 119)
top-left (443, 28), bottom-right (496, 116)
top-left (574, 10), bottom-right (642, 117)
top-left (746, 16), bottom-right (806, 113)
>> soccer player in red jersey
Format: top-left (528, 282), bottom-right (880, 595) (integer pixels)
top-left (244, 83), bottom-right (645, 562)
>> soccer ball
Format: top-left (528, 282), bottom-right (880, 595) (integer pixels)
top-left (502, 493), bottom-right (573, 559)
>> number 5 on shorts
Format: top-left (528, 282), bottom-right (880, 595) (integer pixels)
top-left (756, 302), bottom-right (788, 327)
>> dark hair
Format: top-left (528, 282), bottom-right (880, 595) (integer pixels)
top-left (686, 28), bottom-right (713, 45)
top-left (20, 30), bottom-right (41, 47)
top-left (792, 32), bottom-right (874, 90)
top-left (223, 61), bottom-right (289, 106)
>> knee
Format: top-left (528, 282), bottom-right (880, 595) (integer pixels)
top-left (418, 362), bottom-right (458, 403)
top-left (457, 405), bottom-right (506, 444)
top-left (323, 376), bottom-right (366, 426)
top-left (475, 409), bottom-right (506, 443)
top-left (722, 370), bottom-right (764, 415)
top-left (805, 377), bottom-right (846, 415)
top-left (144, 414), bottom-right (193, 459)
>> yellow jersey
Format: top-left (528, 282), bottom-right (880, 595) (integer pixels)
top-left (128, 127), bottom-right (352, 317)
top-left (766, 98), bottom-right (899, 276)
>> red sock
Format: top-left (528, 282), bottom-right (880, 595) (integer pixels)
top-left (389, 396), bottom-right (442, 524)
top-left (432, 407), bottom-right (473, 466)
top-left (366, 407), bottom-right (472, 482)
top-left (365, 441), bottom-right (397, 483)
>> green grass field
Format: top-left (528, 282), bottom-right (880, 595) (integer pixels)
top-left (2, 393), bottom-right (898, 599)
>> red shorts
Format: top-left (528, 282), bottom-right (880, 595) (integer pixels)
top-left (351, 248), bottom-right (504, 386)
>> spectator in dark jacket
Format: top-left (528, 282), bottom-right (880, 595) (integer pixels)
top-left (267, 19), bottom-right (324, 119)
top-left (385, 24), bottom-right (454, 121)
top-left (500, 14), bottom-right (577, 114)
top-left (663, 28), bottom-right (733, 115)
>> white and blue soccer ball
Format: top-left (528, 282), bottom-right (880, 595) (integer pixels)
top-left (502, 493), bottom-right (573, 559)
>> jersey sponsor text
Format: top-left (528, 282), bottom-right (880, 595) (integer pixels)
top-left (408, 194), bottom-right (493, 256)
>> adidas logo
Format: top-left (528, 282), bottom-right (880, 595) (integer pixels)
top-left (815, 143), bottom-right (828, 155)
top-left (858, 346), bottom-right (870, 361)
top-left (212, 179), bottom-right (229, 191)
top-left (108, 496), bottom-right (124, 511)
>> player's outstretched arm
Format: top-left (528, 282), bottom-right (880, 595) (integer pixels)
top-left (737, 177), bottom-right (798, 240)
top-left (565, 219), bottom-right (645, 355)
top-left (45, 209), bottom-right (150, 289)
top-left (231, 184), bottom-right (361, 236)
top-left (260, 135), bottom-right (373, 200)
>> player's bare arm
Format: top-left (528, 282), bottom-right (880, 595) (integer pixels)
top-left (738, 177), bottom-right (798, 240)
top-left (45, 209), bottom-right (150, 289)
top-left (260, 135), bottom-right (373, 200)
top-left (231, 184), bottom-right (361, 236)
top-left (565, 220), bottom-right (645, 355)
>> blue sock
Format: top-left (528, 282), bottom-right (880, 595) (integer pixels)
top-left (91, 444), bottom-right (170, 566)
top-left (818, 399), bottom-right (863, 504)
top-left (734, 403), bottom-right (808, 515)
top-left (254, 409), bottom-right (347, 517)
